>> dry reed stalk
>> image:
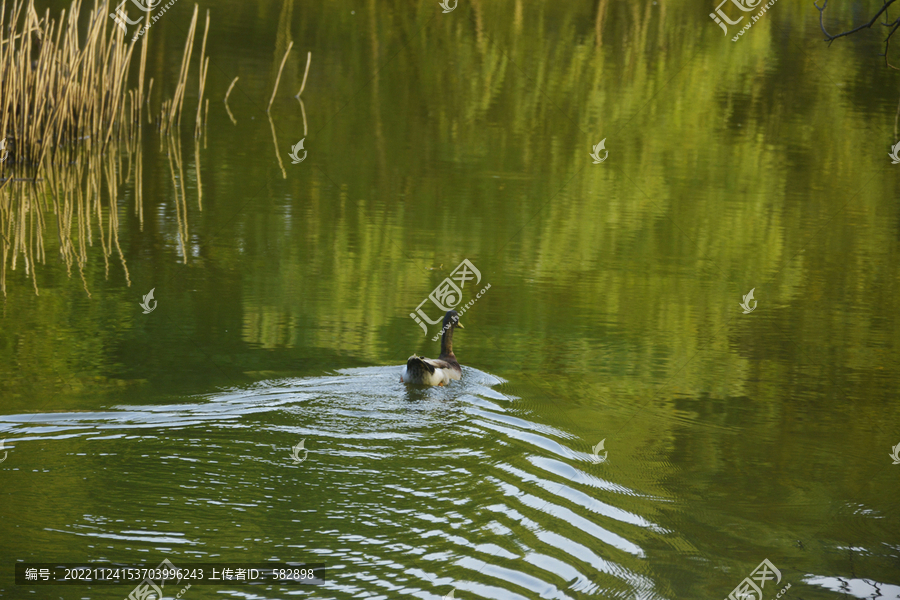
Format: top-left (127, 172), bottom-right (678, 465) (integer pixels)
top-left (158, 98), bottom-right (171, 130)
top-left (194, 138), bottom-right (202, 211)
top-left (48, 162), bottom-right (76, 275)
top-left (299, 97), bottom-right (307, 136)
top-left (26, 8), bottom-right (53, 161)
top-left (86, 153), bottom-right (109, 277)
top-left (2, 181), bottom-right (45, 295)
top-left (166, 4), bottom-right (199, 131)
top-left (164, 135), bottom-right (188, 263)
top-left (224, 76), bottom-right (238, 103)
top-left (137, 2), bottom-right (151, 116)
top-left (194, 56), bottom-right (209, 137)
top-left (296, 51), bottom-right (311, 97)
top-left (174, 138), bottom-right (187, 222)
top-left (103, 148), bottom-right (130, 286)
top-left (267, 113), bottom-right (286, 179)
top-left (135, 129), bottom-right (144, 229)
top-left (125, 90), bottom-right (135, 172)
top-left (146, 77), bottom-right (154, 123)
top-left (25, 0), bottom-right (108, 169)
top-left (100, 151), bottom-right (115, 268)
top-left (268, 40), bottom-right (293, 112)
top-left (194, 10), bottom-right (210, 137)
top-left (103, 32), bottom-right (137, 146)
top-left (224, 77), bottom-right (238, 125)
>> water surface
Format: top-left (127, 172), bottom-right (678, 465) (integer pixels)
top-left (1, 0), bottom-right (899, 598)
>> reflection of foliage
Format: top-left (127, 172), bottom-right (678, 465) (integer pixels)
top-left (0, 132), bottom-right (200, 295)
top-left (206, 6), bottom-right (900, 513)
top-left (0, 0), bottom-right (896, 483)
top-left (1, 144), bottom-right (129, 297)
top-left (0, 5), bottom-right (898, 597)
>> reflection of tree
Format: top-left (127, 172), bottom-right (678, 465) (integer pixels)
top-left (814, 0), bottom-right (900, 68)
top-left (0, 129), bottom-right (205, 293)
top-left (1, 140), bottom-right (135, 297)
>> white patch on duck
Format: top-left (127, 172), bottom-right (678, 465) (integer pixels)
top-left (400, 355), bottom-right (460, 386)
top-left (400, 310), bottom-right (464, 386)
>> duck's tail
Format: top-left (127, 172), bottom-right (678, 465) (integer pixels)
top-left (403, 355), bottom-right (435, 384)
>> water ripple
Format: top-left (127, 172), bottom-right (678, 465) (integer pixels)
top-left (0, 366), bottom-right (673, 599)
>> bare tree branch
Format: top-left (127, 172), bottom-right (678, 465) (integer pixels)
top-left (884, 16), bottom-right (900, 68)
top-left (814, 0), bottom-right (900, 68)
top-left (814, 0), bottom-right (897, 42)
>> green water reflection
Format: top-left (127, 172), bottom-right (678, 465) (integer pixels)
top-left (1, 0), bottom-right (899, 598)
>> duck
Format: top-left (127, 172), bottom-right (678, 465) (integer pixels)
top-left (400, 310), bottom-right (464, 386)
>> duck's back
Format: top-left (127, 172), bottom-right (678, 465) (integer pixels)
top-left (403, 354), bottom-right (465, 385)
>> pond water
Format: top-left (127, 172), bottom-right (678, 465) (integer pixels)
top-left (1, 0), bottom-right (899, 599)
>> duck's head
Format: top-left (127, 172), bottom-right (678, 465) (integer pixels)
top-left (443, 310), bottom-right (464, 331)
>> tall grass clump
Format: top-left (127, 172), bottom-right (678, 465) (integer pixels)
top-left (0, 0), bottom-right (204, 167)
top-left (0, 0), bottom-right (210, 295)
